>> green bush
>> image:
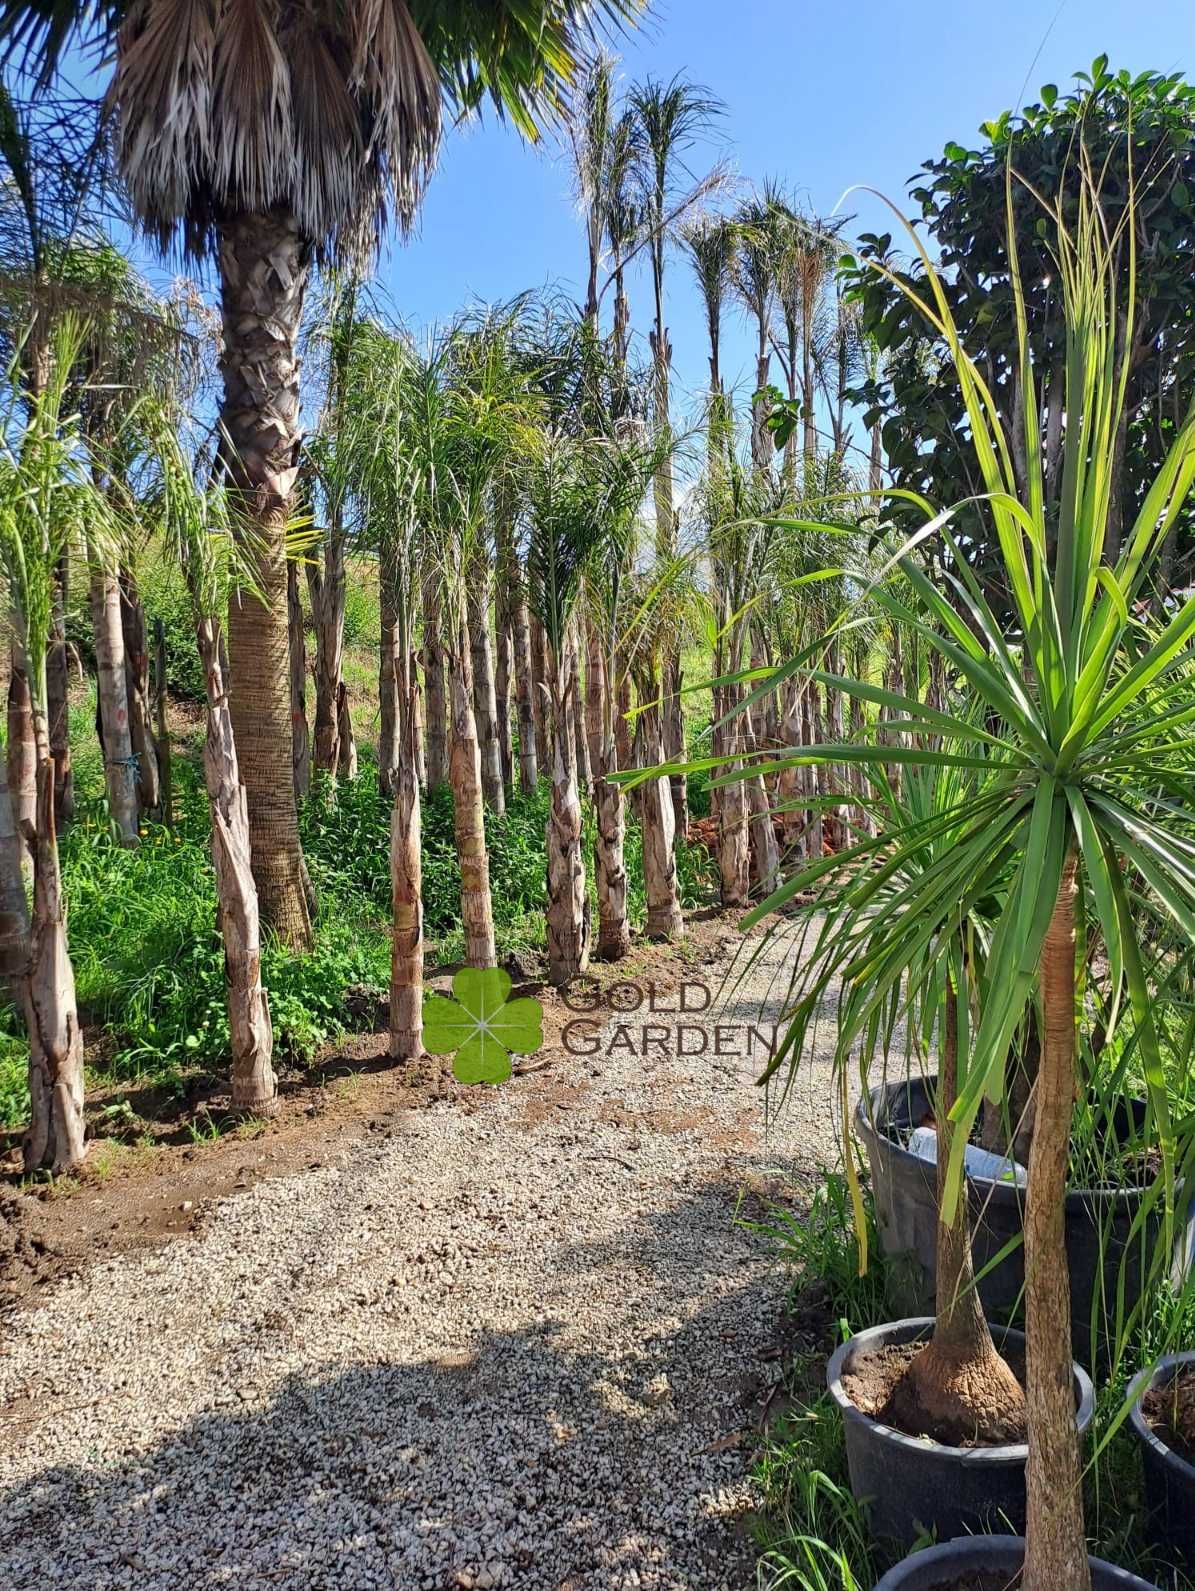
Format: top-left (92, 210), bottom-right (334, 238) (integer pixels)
top-left (136, 549), bottom-right (206, 703)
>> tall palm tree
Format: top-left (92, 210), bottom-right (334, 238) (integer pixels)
top-left (0, 316), bottom-right (111, 1171)
top-left (144, 406), bottom-right (279, 1114)
top-left (627, 73), bottom-right (724, 837)
top-left (732, 184), bottom-right (785, 476)
top-left (2, 0), bottom-right (644, 949)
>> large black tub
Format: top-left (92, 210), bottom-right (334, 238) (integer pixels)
top-left (826, 1317), bottom-right (1093, 1549)
top-left (872, 1536), bottom-right (1158, 1591)
top-left (856, 1074), bottom-right (1192, 1365)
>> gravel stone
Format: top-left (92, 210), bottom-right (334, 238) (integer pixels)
top-left (0, 931), bottom-right (845, 1589)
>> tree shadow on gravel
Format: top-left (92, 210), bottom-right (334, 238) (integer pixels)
top-left (0, 1178), bottom-right (798, 1591)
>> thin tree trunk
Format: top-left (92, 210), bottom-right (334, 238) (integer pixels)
top-left (530, 614), bottom-right (550, 772)
top-left (287, 559), bottom-right (311, 801)
top-left (719, 621), bottom-right (751, 906)
top-left (46, 559), bottom-right (72, 828)
top-left (378, 575), bottom-right (401, 797)
top-left (567, 617), bottom-right (590, 798)
top-left (588, 624), bottom-right (629, 961)
top-left (119, 570), bottom-right (160, 815)
top-left (335, 683), bottom-right (357, 780)
top-left (22, 753), bottom-right (85, 1174)
top-left (511, 587), bottom-right (538, 796)
top-left (544, 663), bottom-right (590, 986)
top-left (422, 577), bottom-right (449, 791)
top-left (219, 207), bottom-right (313, 951)
top-left (196, 617), bottom-right (277, 1115)
top-left (8, 649), bottom-right (36, 878)
top-left (90, 558), bottom-right (140, 846)
top-left (448, 614), bottom-right (496, 969)
top-left (0, 754), bottom-right (28, 991)
top-left (664, 654), bottom-right (686, 840)
top-left (744, 714), bottom-right (779, 896)
top-left (411, 652), bottom-right (426, 791)
top-left (886, 982), bottom-right (1026, 1442)
top-left (493, 511), bottom-right (517, 794)
top-left (1024, 855), bottom-right (1090, 1591)
top-left (638, 682), bottom-right (684, 941)
top-left (390, 646), bottom-right (423, 1060)
top-left (469, 565), bottom-right (504, 814)
top-left (153, 619), bottom-right (173, 832)
top-left (307, 522), bottom-right (346, 779)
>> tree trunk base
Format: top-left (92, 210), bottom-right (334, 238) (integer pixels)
top-left (883, 1337), bottom-right (1028, 1446)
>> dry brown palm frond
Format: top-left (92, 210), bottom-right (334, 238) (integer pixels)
top-left (107, 0), bottom-right (441, 262)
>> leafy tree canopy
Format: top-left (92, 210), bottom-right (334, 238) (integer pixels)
top-left (846, 61), bottom-right (1195, 606)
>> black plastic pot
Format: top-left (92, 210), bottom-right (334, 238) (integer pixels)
top-left (826, 1317), bottom-right (1094, 1549)
top-left (872, 1535), bottom-right (1159, 1591)
top-left (857, 1075), bottom-right (1194, 1365)
top-left (1129, 1351), bottom-right (1195, 1565)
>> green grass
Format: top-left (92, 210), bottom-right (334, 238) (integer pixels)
top-left (0, 709), bottom-right (717, 1130)
top-left (749, 1176), bottom-right (1195, 1591)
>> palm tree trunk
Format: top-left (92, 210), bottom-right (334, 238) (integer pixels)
top-left (89, 558), bottom-right (140, 846)
top-left (390, 646), bottom-right (423, 1060)
top-left (22, 753), bottom-right (85, 1173)
top-left (196, 617), bottom-right (277, 1115)
top-left (494, 511), bottom-right (517, 793)
top-left (544, 661), bottom-right (590, 986)
top-left (587, 623), bottom-right (629, 961)
top-left (47, 559), bottom-right (72, 827)
top-left (218, 207), bottom-right (313, 951)
top-left (307, 522), bottom-right (346, 779)
top-left (119, 571), bottom-right (160, 815)
top-left (567, 617), bottom-right (590, 798)
top-left (638, 681), bottom-right (684, 941)
top-left (7, 646), bottom-right (35, 878)
top-left (511, 588), bottom-right (538, 796)
top-left (335, 683), bottom-right (357, 780)
top-left (0, 752), bottom-right (28, 992)
top-left (448, 613), bottom-right (496, 968)
top-left (379, 576), bottom-right (401, 797)
top-left (886, 982), bottom-right (1025, 1441)
top-left (153, 618), bottom-right (173, 832)
top-left (744, 714), bottom-right (779, 896)
top-left (422, 577), bottom-right (449, 790)
top-left (530, 614), bottom-right (551, 771)
top-left (469, 566), bottom-right (504, 814)
top-left (287, 559), bottom-right (311, 801)
top-left (1024, 855), bottom-right (1089, 1591)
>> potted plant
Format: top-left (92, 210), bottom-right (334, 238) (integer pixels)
top-left (720, 156), bottom-right (1195, 1588)
top-left (1129, 1352), bottom-right (1195, 1566)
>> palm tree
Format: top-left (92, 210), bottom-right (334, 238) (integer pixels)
top-left (0, 317), bottom-right (110, 1171)
top-left (3, 0), bottom-right (644, 950)
top-left (774, 205), bottom-right (838, 481)
top-left (736, 168), bottom-right (1195, 1591)
top-left (680, 210), bottom-right (736, 450)
top-left (144, 408), bottom-right (278, 1114)
top-left (732, 185), bottom-right (785, 476)
top-left (628, 73), bottom-right (725, 837)
top-left (334, 315), bottom-right (426, 1058)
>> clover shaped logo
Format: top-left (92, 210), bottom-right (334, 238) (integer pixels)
top-left (422, 967), bottom-right (543, 1084)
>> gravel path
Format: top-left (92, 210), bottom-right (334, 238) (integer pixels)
top-left (0, 930), bottom-right (845, 1591)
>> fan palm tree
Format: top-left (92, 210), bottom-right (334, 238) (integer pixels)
top-left (2, 0), bottom-right (644, 950)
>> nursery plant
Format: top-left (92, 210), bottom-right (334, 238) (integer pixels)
top-left (722, 154), bottom-right (1195, 1589)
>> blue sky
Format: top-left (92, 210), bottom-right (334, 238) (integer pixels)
top-left (370, 0), bottom-right (1195, 444)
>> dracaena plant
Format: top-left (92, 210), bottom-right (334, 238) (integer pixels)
top-left (717, 155), bottom-right (1195, 1590)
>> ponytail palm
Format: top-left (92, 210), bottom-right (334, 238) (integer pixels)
top-left (734, 166), bottom-right (1195, 1590)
